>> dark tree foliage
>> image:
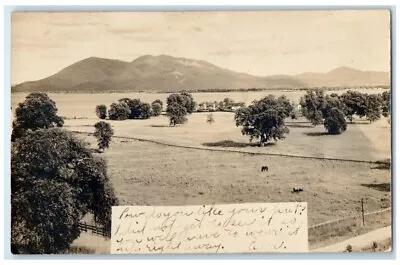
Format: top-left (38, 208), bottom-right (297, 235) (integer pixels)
top-left (118, 98), bottom-right (152, 119)
top-left (108, 102), bottom-right (130, 120)
top-left (365, 94), bottom-right (383, 123)
top-left (12, 93), bottom-right (64, 141)
top-left (11, 129), bottom-right (118, 254)
top-left (179, 91), bottom-right (196, 114)
top-left (151, 102), bottom-right (162, 116)
top-left (166, 102), bottom-right (188, 126)
top-left (94, 121), bottom-right (114, 152)
top-left (323, 107), bottom-right (347, 135)
top-left (299, 89), bottom-right (326, 126)
top-left (339, 90), bottom-right (367, 122)
top-left (138, 102), bottom-right (152, 119)
top-left (381, 91), bottom-right (391, 118)
top-left (166, 91), bottom-right (196, 114)
top-left (152, 99), bottom-right (163, 110)
top-left (95, 104), bottom-right (107, 119)
top-left (234, 95), bottom-right (290, 145)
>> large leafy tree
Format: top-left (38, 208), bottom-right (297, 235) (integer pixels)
top-left (108, 102), bottom-right (130, 120)
top-left (339, 90), bottom-right (367, 122)
top-left (166, 102), bottom-right (188, 126)
top-left (323, 107), bottom-right (347, 135)
top-left (12, 93), bottom-right (64, 141)
top-left (11, 128), bottom-right (118, 254)
top-left (234, 95), bottom-right (290, 145)
top-left (299, 89), bottom-right (326, 126)
top-left (365, 94), bottom-right (383, 123)
top-left (118, 98), bottom-right (152, 119)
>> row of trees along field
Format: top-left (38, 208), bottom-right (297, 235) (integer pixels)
top-left (233, 90), bottom-right (390, 146)
top-left (11, 93), bottom-right (118, 254)
top-left (95, 98), bottom-right (163, 120)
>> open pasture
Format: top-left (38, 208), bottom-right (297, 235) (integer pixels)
top-left (76, 134), bottom-right (391, 229)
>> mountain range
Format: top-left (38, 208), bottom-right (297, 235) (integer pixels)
top-left (12, 54), bottom-right (390, 93)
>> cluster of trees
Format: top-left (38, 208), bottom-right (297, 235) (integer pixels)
top-left (95, 98), bottom-right (164, 120)
top-left (11, 93), bottom-right (118, 254)
top-left (234, 95), bottom-right (293, 146)
top-left (300, 89), bottom-right (390, 135)
top-left (166, 91), bottom-right (196, 126)
top-left (197, 97), bottom-right (246, 112)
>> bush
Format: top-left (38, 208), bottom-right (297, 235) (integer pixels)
top-left (95, 104), bottom-right (107, 119)
top-left (94, 121), bottom-right (114, 152)
top-left (12, 93), bottom-right (64, 141)
top-left (108, 102), bottom-right (130, 120)
top-left (151, 102), bottom-right (162, 116)
top-left (11, 128), bottom-right (118, 254)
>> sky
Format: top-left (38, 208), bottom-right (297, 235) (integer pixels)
top-left (11, 10), bottom-right (391, 84)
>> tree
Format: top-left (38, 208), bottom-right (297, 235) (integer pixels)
top-left (206, 113), bottom-right (215, 124)
top-left (11, 128), bottom-right (118, 254)
top-left (94, 121), bottom-right (114, 152)
top-left (299, 89), bottom-right (325, 126)
top-left (166, 102), bottom-right (187, 126)
top-left (180, 91), bottom-right (196, 114)
top-left (339, 91), bottom-right (367, 122)
top-left (323, 107), bottom-right (347, 135)
top-left (152, 99), bottom-right (163, 110)
top-left (12, 93), bottom-right (64, 141)
top-left (95, 104), bottom-right (107, 119)
top-left (138, 102), bottom-right (152, 119)
top-left (381, 91), bottom-right (391, 118)
top-left (151, 102), bottom-right (162, 116)
top-left (167, 92), bottom-right (196, 114)
top-left (108, 102), bottom-right (130, 120)
top-left (365, 94), bottom-right (383, 123)
top-left (234, 95), bottom-right (290, 146)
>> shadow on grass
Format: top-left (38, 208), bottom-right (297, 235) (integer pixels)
top-left (287, 124), bottom-right (315, 128)
top-left (371, 164), bottom-right (391, 170)
top-left (361, 183), bottom-right (391, 192)
top-left (303, 132), bottom-right (330, 137)
top-left (202, 140), bottom-right (276, 148)
top-left (149, 124), bottom-right (171, 128)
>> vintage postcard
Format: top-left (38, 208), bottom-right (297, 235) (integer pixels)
top-left (10, 10), bottom-right (391, 254)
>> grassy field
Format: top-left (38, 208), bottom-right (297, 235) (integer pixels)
top-left (11, 90), bottom-right (392, 252)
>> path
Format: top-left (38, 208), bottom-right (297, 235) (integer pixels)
top-left (313, 226), bottom-right (392, 252)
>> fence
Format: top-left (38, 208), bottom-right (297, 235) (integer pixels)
top-left (78, 222), bottom-right (110, 237)
top-left (309, 207), bottom-right (391, 249)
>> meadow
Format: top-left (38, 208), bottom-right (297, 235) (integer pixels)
top-left (11, 89), bottom-right (392, 251)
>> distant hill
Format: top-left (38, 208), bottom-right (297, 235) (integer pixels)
top-left (12, 55), bottom-right (390, 93)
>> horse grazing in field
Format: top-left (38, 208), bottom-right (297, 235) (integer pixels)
top-left (261, 166), bottom-right (269, 172)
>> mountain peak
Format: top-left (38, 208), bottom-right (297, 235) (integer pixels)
top-left (12, 54), bottom-right (390, 93)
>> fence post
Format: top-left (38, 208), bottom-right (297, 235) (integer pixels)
top-left (361, 198), bottom-right (365, 226)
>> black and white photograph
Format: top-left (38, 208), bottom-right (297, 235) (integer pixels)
top-left (10, 9), bottom-right (392, 254)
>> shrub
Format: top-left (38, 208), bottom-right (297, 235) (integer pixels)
top-left (94, 121), bottom-right (114, 152)
top-left (151, 102), bottom-right (162, 116)
top-left (95, 104), bottom-right (107, 119)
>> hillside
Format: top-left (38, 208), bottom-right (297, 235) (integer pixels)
top-left (12, 55), bottom-right (390, 93)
